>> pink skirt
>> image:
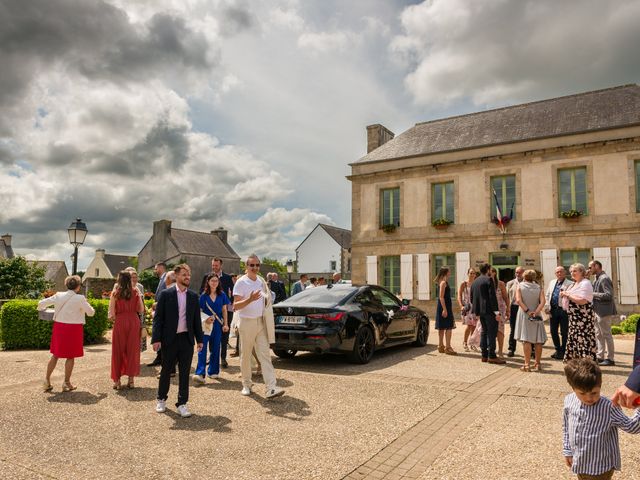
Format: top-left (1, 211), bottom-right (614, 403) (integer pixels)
top-left (50, 322), bottom-right (84, 358)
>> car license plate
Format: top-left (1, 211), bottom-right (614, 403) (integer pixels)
top-left (279, 315), bottom-right (306, 325)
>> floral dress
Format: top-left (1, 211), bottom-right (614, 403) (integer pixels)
top-left (496, 282), bottom-right (507, 334)
top-left (564, 300), bottom-right (597, 362)
top-left (460, 282), bottom-right (477, 327)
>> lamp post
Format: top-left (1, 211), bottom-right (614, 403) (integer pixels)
top-left (286, 259), bottom-right (294, 297)
top-left (68, 218), bottom-right (88, 275)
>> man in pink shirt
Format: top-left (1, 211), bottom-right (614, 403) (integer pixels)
top-left (152, 264), bottom-right (203, 418)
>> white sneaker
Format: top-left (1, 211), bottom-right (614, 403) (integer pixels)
top-left (241, 386), bottom-right (252, 396)
top-left (207, 374), bottom-right (219, 379)
top-left (155, 399), bottom-right (166, 413)
top-left (266, 387), bottom-right (285, 399)
top-left (192, 374), bottom-right (205, 384)
top-left (177, 404), bottom-right (192, 418)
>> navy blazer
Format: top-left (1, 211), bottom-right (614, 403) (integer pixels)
top-left (152, 287), bottom-right (203, 346)
top-left (470, 274), bottom-right (499, 317)
top-left (627, 365), bottom-right (640, 393)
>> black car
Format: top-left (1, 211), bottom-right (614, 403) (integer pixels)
top-left (272, 284), bottom-right (429, 364)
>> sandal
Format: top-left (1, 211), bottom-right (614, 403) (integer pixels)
top-left (470, 345), bottom-right (479, 352)
top-left (113, 381), bottom-right (122, 390)
top-left (463, 342), bottom-right (470, 352)
top-left (127, 380), bottom-right (135, 389)
top-left (520, 365), bottom-right (531, 372)
top-left (62, 382), bottom-right (77, 392)
top-left (533, 363), bottom-right (542, 372)
top-left (43, 381), bottom-right (53, 393)
top-left (438, 345), bottom-right (446, 353)
top-left (445, 347), bottom-right (457, 355)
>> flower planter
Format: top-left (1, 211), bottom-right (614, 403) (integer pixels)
top-left (434, 224), bottom-right (449, 230)
top-left (563, 216), bottom-right (581, 222)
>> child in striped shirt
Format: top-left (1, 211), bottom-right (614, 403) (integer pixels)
top-left (563, 358), bottom-right (640, 479)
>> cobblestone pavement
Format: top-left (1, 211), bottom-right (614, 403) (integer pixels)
top-left (0, 325), bottom-right (638, 479)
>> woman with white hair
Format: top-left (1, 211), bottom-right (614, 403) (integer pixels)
top-left (38, 275), bottom-right (95, 392)
top-left (560, 263), bottom-right (597, 362)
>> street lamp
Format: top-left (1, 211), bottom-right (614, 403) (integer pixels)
top-left (286, 259), bottom-right (294, 296)
top-left (68, 218), bottom-right (88, 275)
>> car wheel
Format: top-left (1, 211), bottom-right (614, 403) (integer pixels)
top-left (413, 316), bottom-right (429, 347)
top-left (348, 326), bottom-right (375, 364)
top-left (273, 349), bottom-right (297, 359)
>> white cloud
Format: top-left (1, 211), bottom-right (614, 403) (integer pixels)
top-left (297, 31), bottom-right (354, 53)
top-left (393, 0), bottom-right (640, 107)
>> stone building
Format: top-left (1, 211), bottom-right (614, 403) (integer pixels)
top-left (137, 220), bottom-right (240, 288)
top-left (0, 234), bottom-right (14, 259)
top-left (35, 261), bottom-right (69, 292)
top-left (349, 84), bottom-right (640, 314)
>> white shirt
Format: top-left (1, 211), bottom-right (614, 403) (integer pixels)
top-left (37, 290), bottom-right (95, 325)
top-left (233, 275), bottom-right (265, 318)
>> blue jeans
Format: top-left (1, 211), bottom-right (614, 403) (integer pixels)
top-left (195, 321), bottom-right (222, 376)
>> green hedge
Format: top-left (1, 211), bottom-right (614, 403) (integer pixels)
top-left (0, 299), bottom-right (110, 350)
top-left (621, 314), bottom-right (639, 334)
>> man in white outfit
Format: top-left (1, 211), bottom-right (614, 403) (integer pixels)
top-left (233, 254), bottom-right (285, 399)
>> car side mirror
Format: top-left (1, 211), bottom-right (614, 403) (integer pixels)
top-left (401, 299), bottom-right (410, 306)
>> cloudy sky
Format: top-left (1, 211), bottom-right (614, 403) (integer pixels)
top-left (1, 0), bottom-right (640, 270)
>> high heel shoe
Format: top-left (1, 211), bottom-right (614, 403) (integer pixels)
top-left (445, 347), bottom-right (457, 355)
top-left (43, 381), bottom-right (53, 393)
top-left (62, 382), bottom-right (77, 392)
top-left (533, 363), bottom-right (542, 372)
top-left (520, 365), bottom-right (531, 372)
top-left (463, 342), bottom-right (470, 352)
top-left (127, 380), bottom-right (135, 389)
top-left (113, 381), bottom-right (122, 390)
top-left (438, 345), bottom-right (446, 353)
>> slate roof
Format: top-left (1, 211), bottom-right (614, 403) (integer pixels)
top-left (319, 224), bottom-right (351, 249)
top-left (356, 84), bottom-right (640, 164)
top-left (104, 254), bottom-right (136, 277)
top-left (170, 228), bottom-right (239, 259)
top-left (34, 261), bottom-right (69, 282)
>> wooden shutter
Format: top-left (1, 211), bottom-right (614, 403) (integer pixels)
top-left (592, 247), bottom-right (611, 276)
top-left (455, 252), bottom-right (470, 288)
top-left (366, 256), bottom-right (377, 285)
top-left (417, 254), bottom-right (430, 300)
top-left (616, 247), bottom-right (638, 304)
top-left (400, 254), bottom-right (413, 300)
top-left (540, 249), bottom-right (558, 291)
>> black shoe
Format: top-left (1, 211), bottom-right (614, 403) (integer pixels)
top-left (551, 352), bottom-right (560, 360)
top-left (147, 361), bottom-right (162, 367)
top-left (598, 359), bottom-right (615, 366)
top-left (221, 360), bottom-right (229, 368)
top-left (507, 351), bottom-right (514, 357)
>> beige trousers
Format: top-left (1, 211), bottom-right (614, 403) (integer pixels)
top-left (595, 313), bottom-right (615, 361)
top-left (238, 316), bottom-right (276, 390)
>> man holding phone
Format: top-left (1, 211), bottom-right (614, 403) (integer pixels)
top-left (233, 254), bottom-right (285, 399)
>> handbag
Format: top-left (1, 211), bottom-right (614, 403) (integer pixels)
top-left (529, 314), bottom-right (544, 322)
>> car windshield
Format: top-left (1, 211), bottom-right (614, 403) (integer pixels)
top-left (279, 285), bottom-right (357, 306)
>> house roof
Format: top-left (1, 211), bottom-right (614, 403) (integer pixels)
top-left (170, 228), bottom-right (239, 259)
top-left (319, 224), bottom-right (351, 249)
top-left (355, 84), bottom-right (640, 164)
top-left (296, 224), bottom-right (352, 252)
top-left (104, 254), bottom-right (136, 277)
top-left (34, 261), bottom-right (69, 282)
top-left (0, 240), bottom-right (14, 259)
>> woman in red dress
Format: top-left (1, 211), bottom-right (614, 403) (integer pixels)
top-left (109, 271), bottom-right (144, 389)
top-left (38, 275), bottom-right (95, 392)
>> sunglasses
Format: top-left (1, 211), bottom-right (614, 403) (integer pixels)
top-left (248, 263), bottom-right (261, 267)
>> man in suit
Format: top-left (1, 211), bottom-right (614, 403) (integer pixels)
top-left (589, 260), bottom-right (617, 366)
top-left (470, 263), bottom-right (506, 364)
top-left (505, 266), bottom-right (524, 357)
top-left (269, 272), bottom-right (287, 303)
top-left (545, 266), bottom-right (573, 360)
top-left (152, 264), bottom-right (203, 417)
top-left (200, 257), bottom-right (234, 368)
top-left (291, 274), bottom-right (308, 296)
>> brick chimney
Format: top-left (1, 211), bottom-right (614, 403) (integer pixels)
top-left (366, 124), bottom-right (395, 153)
top-left (95, 248), bottom-right (105, 258)
top-left (152, 219), bottom-right (171, 264)
top-left (212, 227), bottom-right (228, 244)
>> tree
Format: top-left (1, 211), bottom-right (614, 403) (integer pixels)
top-left (0, 257), bottom-right (51, 299)
top-left (139, 269), bottom-right (159, 294)
top-left (261, 257), bottom-right (287, 276)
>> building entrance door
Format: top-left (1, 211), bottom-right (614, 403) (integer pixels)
top-left (490, 253), bottom-right (520, 283)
